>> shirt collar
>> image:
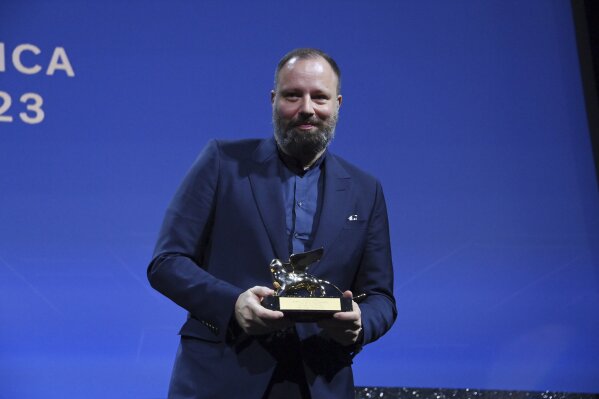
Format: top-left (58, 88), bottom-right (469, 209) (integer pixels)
top-left (276, 147), bottom-right (327, 176)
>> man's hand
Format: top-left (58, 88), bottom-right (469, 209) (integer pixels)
top-left (234, 286), bottom-right (292, 335)
top-left (317, 290), bottom-right (362, 346)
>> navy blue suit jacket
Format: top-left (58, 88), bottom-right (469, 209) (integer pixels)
top-left (148, 138), bottom-right (396, 398)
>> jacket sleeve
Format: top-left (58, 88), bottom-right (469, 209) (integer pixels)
top-left (147, 140), bottom-right (244, 341)
top-left (353, 180), bottom-right (397, 347)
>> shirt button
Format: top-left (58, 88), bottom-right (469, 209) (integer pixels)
top-left (297, 201), bottom-right (304, 208)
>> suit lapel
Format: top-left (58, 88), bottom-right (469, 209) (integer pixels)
top-left (247, 138), bottom-right (289, 261)
top-left (311, 154), bottom-right (352, 265)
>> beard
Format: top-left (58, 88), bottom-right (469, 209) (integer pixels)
top-left (273, 111), bottom-right (338, 164)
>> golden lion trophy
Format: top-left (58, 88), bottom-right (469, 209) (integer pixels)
top-left (262, 248), bottom-right (352, 321)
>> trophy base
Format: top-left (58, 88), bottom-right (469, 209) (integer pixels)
top-left (262, 296), bottom-right (352, 322)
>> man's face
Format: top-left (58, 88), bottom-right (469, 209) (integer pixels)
top-left (272, 56), bottom-right (342, 164)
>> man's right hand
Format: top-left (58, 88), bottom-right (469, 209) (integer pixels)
top-left (234, 286), bottom-right (292, 335)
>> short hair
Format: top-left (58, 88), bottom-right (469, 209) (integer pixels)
top-left (274, 48), bottom-right (341, 94)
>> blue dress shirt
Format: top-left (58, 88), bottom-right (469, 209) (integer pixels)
top-left (277, 150), bottom-right (325, 257)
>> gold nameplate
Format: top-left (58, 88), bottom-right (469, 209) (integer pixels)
top-left (262, 296), bottom-right (352, 321)
top-left (278, 297), bottom-right (342, 311)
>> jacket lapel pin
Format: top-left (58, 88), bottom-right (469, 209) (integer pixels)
top-left (348, 214), bottom-right (358, 221)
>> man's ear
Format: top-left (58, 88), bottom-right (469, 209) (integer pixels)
top-left (270, 90), bottom-right (276, 104)
top-left (337, 95), bottom-right (343, 107)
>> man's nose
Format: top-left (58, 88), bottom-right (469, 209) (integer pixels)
top-left (299, 95), bottom-right (315, 116)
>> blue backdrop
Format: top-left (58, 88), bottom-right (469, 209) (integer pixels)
top-left (1, 1), bottom-right (599, 398)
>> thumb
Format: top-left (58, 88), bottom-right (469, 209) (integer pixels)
top-left (249, 286), bottom-right (275, 298)
top-left (342, 290), bottom-right (353, 299)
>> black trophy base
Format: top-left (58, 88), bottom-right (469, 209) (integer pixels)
top-left (262, 296), bottom-right (353, 322)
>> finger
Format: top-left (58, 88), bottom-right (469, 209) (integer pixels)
top-left (333, 310), bottom-right (360, 322)
top-left (263, 310), bottom-right (286, 319)
top-left (249, 285), bottom-right (276, 298)
top-left (248, 299), bottom-right (285, 319)
top-left (342, 290), bottom-right (353, 299)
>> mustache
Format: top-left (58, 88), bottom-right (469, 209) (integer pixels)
top-left (290, 118), bottom-right (322, 127)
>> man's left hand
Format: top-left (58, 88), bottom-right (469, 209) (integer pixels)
top-left (317, 290), bottom-right (362, 346)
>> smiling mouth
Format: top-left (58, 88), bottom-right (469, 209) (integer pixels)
top-left (293, 120), bottom-right (320, 129)
top-left (296, 124), bottom-right (316, 130)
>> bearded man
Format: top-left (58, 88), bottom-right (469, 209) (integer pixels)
top-left (148, 48), bottom-right (396, 399)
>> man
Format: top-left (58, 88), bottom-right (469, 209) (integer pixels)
top-left (148, 48), bottom-right (396, 398)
